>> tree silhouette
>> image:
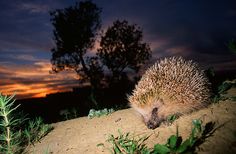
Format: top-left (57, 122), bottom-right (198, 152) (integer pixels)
top-left (50, 0), bottom-right (102, 107)
top-left (98, 20), bottom-right (151, 82)
top-left (86, 56), bottom-right (104, 89)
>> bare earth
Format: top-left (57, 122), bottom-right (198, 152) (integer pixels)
top-left (26, 88), bottom-right (236, 154)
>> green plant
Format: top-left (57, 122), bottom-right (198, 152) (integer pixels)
top-left (59, 107), bottom-right (80, 120)
top-left (88, 108), bottom-right (115, 119)
top-left (106, 119), bottom-right (215, 154)
top-left (71, 107), bottom-right (78, 118)
top-left (106, 130), bottom-right (151, 154)
top-left (152, 120), bottom-right (215, 154)
top-left (43, 146), bottom-right (51, 154)
top-left (166, 115), bottom-right (178, 125)
top-left (0, 93), bottom-right (22, 153)
top-left (59, 109), bottom-right (70, 120)
top-left (0, 93), bottom-right (53, 154)
top-left (24, 117), bottom-right (53, 145)
top-left (227, 39), bottom-right (236, 53)
top-left (213, 79), bottom-right (236, 103)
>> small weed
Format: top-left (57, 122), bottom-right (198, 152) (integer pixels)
top-left (43, 145), bottom-right (52, 154)
top-left (217, 81), bottom-right (232, 94)
top-left (59, 109), bottom-right (70, 120)
top-left (166, 114), bottom-right (178, 125)
top-left (107, 130), bottom-right (151, 154)
top-left (227, 39), bottom-right (236, 53)
top-left (106, 119), bottom-right (215, 154)
top-left (88, 108), bottom-right (115, 119)
top-left (24, 117), bottom-right (53, 145)
top-left (152, 120), bottom-right (215, 154)
top-left (213, 79), bottom-right (236, 103)
top-left (59, 107), bottom-right (80, 120)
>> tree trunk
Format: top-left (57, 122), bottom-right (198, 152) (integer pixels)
top-left (78, 52), bottom-right (98, 108)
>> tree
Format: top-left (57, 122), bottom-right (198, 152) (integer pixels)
top-left (98, 20), bottom-right (151, 82)
top-left (50, 1), bottom-right (102, 92)
top-left (50, 0), bottom-right (102, 107)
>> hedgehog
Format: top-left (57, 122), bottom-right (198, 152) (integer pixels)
top-left (128, 56), bottom-right (211, 129)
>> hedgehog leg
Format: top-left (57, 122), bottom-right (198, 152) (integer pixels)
top-left (146, 107), bottom-right (164, 129)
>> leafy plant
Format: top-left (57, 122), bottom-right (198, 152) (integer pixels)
top-left (106, 119), bottom-right (215, 154)
top-left (59, 109), bottom-right (70, 120)
top-left (88, 108), bottom-right (115, 119)
top-left (166, 114), bottom-right (178, 125)
top-left (24, 117), bottom-right (53, 145)
top-left (106, 130), bottom-right (151, 154)
top-left (0, 93), bottom-right (53, 154)
top-left (213, 79), bottom-right (236, 103)
top-left (59, 107), bottom-right (80, 120)
top-left (152, 119), bottom-right (215, 154)
top-left (0, 93), bottom-right (22, 153)
top-left (227, 39), bottom-right (236, 53)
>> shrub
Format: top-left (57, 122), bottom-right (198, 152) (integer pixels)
top-left (0, 93), bottom-right (53, 154)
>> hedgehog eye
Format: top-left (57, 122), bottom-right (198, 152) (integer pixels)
top-left (152, 107), bottom-right (158, 115)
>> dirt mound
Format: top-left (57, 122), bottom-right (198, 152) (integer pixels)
top-left (26, 90), bottom-right (236, 154)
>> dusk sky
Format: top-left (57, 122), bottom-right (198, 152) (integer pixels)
top-left (0, 0), bottom-right (236, 99)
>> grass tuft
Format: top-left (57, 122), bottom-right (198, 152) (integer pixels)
top-left (106, 119), bottom-right (215, 154)
top-left (107, 130), bottom-right (150, 154)
top-left (24, 117), bottom-right (53, 145)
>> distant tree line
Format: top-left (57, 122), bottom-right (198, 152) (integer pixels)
top-left (50, 0), bottom-right (151, 107)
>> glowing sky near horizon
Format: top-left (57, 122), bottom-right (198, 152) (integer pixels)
top-left (0, 0), bottom-right (236, 99)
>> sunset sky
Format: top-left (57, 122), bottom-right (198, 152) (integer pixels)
top-left (0, 0), bottom-right (236, 99)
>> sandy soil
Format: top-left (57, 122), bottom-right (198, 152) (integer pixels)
top-left (26, 88), bottom-right (236, 154)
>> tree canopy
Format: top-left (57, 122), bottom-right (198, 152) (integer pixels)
top-left (98, 20), bottom-right (151, 80)
top-left (50, 0), bottom-right (101, 76)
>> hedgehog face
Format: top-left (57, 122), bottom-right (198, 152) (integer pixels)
top-left (140, 107), bottom-right (164, 129)
top-left (132, 99), bottom-right (164, 129)
top-left (146, 107), bottom-right (163, 129)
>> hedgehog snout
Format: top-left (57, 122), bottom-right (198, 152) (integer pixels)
top-left (146, 107), bottom-right (162, 129)
top-left (147, 121), bottom-right (158, 129)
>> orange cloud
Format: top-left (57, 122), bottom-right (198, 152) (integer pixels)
top-left (0, 60), bottom-right (80, 99)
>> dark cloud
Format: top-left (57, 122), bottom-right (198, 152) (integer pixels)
top-left (139, 0), bottom-right (236, 55)
top-left (101, 0), bottom-right (236, 69)
top-left (0, 1), bottom-right (57, 53)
